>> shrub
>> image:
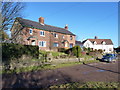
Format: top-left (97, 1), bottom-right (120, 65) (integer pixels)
top-left (87, 50), bottom-right (103, 59)
top-left (2, 43), bottom-right (39, 63)
top-left (58, 48), bottom-right (66, 52)
top-left (65, 46), bottom-right (82, 58)
top-left (87, 47), bottom-right (91, 52)
top-left (83, 47), bottom-right (88, 52)
top-left (72, 46), bottom-right (77, 56)
top-left (98, 49), bottom-right (103, 53)
top-left (76, 46), bottom-right (82, 57)
top-left (81, 51), bottom-right (86, 56)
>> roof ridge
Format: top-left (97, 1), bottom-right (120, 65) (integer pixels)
top-left (17, 17), bottom-right (75, 35)
top-left (87, 39), bottom-right (111, 40)
top-left (45, 24), bottom-right (67, 30)
top-left (19, 18), bottom-right (39, 24)
top-left (19, 17), bottom-right (68, 31)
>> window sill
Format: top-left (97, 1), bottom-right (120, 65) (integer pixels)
top-left (39, 46), bottom-right (46, 47)
top-left (40, 35), bottom-right (45, 37)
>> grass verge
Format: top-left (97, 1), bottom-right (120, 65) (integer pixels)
top-left (50, 82), bottom-right (119, 88)
top-left (2, 59), bottom-right (100, 74)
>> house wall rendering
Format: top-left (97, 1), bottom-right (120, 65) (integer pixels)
top-left (82, 36), bottom-right (114, 53)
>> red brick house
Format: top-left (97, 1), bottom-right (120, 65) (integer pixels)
top-left (10, 17), bottom-right (76, 51)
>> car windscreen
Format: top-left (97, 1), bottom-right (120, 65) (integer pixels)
top-left (105, 54), bottom-right (113, 57)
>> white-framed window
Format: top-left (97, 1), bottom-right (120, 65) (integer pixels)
top-left (40, 31), bottom-right (45, 36)
top-left (102, 41), bottom-right (106, 45)
top-left (53, 43), bottom-right (58, 47)
top-left (70, 43), bottom-right (73, 48)
top-left (54, 33), bottom-right (58, 38)
top-left (70, 36), bottom-right (73, 40)
top-left (39, 41), bottom-right (46, 47)
top-left (29, 29), bottom-right (33, 35)
top-left (94, 41), bottom-right (97, 45)
top-left (62, 35), bottom-right (64, 39)
top-left (109, 48), bottom-right (112, 51)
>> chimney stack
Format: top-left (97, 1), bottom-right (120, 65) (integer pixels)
top-left (65, 24), bottom-right (68, 30)
top-left (39, 17), bottom-right (44, 25)
top-left (94, 36), bottom-right (98, 39)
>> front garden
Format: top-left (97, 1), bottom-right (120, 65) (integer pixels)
top-left (2, 43), bottom-right (119, 89)
top-left (2, 43), bottom-right (104, 74)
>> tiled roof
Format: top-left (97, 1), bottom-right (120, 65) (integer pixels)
top-left (87, 39), bottom-right (113, 45)
top-left (75, 41), bottom-right (83, 45)
top-left (17, 18), bottom-right (75, 36)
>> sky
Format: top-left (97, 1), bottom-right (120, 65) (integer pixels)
top-left (22, 2), bottom-right (118, 47)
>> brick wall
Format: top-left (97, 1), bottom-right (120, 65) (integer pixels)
top-left (11, 23), bottom-right (75, 51)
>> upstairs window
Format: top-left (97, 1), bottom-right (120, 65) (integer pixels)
top-left (40, 31), bottom-right (45, 36)
top-left (39, 41), bottom-right (46, 47)
top-left (29, 29), bottom-right (33, 35)
top-left (53, 43), bottom-right (58, 47)
top-left (70, 36), bottom-right (73, 40)
top-left (54, 33), bottom-right (58, 38)
top-left (93, 41), bottom-right (97, 45)
top-left (102, 41), bottom-right (106, 45)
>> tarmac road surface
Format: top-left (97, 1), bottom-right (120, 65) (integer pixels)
top-left (2, 60), bottom-right (119, 88)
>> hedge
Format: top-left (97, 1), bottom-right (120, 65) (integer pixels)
top-left (2, 43), bottom-right (39, 62)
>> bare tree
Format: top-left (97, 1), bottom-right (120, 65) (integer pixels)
top-left (1, 1), bottom-right (25, 31)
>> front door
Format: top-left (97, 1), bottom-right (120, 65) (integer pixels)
top-left (31, 40), bottom-right (36, 45)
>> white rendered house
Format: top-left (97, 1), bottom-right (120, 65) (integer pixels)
top-left (82, 36), bottom-right (114, 53)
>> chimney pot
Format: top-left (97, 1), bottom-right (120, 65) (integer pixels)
top-left (65, 24), bottom-right (68, 30)
top-left (39, 17), bottom-right (44, 25)
top-left (95, 36), bottom-right (98, 39)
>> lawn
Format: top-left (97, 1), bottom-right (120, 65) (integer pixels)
top-left (50, 82), bottom-right (119, 89)
top-left (2, 59), bottom-right (100, 74)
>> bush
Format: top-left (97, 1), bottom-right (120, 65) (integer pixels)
top-left (65, 46), bottom-right (82, 58)
top-left (83, 47), bottom-right (88, 51)
top-left (81, 51), bottom-right (86, 56)
top-left (76, 46), bottom-right (82, 57)
top-left (2, 43), bottom-right (39, 63)
top-left (65, 48), bottom-right (72, 55)
top-left (87, 50), bottom-right (103, 59)
top-left (98, 49), bottom-right (103, 53)
top-left (72, 46), bottom-right (77, 56)
top-left (58, 48), bottom-right (66, 52)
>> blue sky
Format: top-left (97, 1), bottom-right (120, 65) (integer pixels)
top-left (22, 2), bottom-right (118, 47)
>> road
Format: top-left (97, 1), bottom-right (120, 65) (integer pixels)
top-left (2, 60), bottom-right (119, 88)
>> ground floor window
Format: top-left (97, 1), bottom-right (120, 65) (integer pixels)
top-left (109, 48), bottom-right (112, 51)
top-left (29, 29), bottom-right (33, 35)
top-left (53, 43), bottom-right (58, 47)
top-left (39, 41), bottom-right (46, 47)
top-left (70, 43), bottom-right (73, 48)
